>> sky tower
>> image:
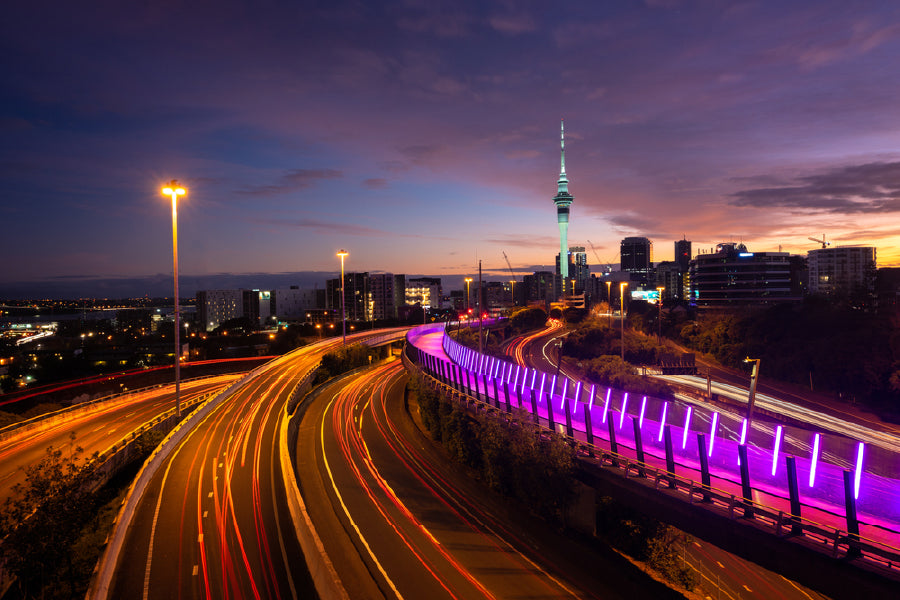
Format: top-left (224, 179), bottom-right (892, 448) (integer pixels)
top-left (554, 119), bottom-right (574, 280)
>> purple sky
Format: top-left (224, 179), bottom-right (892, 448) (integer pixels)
top-left (4, 1), bottom-right (900, 297)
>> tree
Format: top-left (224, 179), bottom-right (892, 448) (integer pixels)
top-left (0, 435), bottom-right (100, 597)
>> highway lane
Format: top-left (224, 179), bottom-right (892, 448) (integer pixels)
top-left (0, 375), bottom-right (238, 502)
top-left (296, 357), bottom-right (686, 599)
top-left (106, 340), bottom-right (341, 599)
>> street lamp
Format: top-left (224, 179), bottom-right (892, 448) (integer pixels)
top-left (656, 286), bottom-right (665, 344)
top-left (464, 277), bottom-right (472, 314)
top-left (619, 282), bottom-right (628, 361)
top-left (605, 280), bottom-right (612, 328)
top-left (162, 180), bottom-right (186, 418)
top-left (744, 357), bottom-right (761, 438)
top-left (337, 249), bottom-right (348, 345)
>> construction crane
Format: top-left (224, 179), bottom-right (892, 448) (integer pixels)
top-left (502, 251), bottom-right (516, 281)
top-left (586, 240), bottom-right (603, 265)
top-left (502, 251), bottom-right (517, 307)
top-left (808, 234), bottom-right (831, 249)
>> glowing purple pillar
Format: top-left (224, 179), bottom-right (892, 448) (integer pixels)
top-left (854, 442), bottom-right (865, 500)
top-left (682, 406), bottom-right (693, 450)
top-left (771, 425), bottom-right (783, 476)
top-left (658, 402), bottom-right (668, 443)
top-left (601, 388), bottom-right (611, 423)
top-left (809, 433), bottom-right (821, 488)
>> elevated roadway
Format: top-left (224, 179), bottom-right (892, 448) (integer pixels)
top-left (0, 375), bottom-right (237, 502)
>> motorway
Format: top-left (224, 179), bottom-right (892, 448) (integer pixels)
top-left (295, 357), bottom-right (685, 599)
top-left (0, 375), bottom-right (238, 502)
top-left (103, 339), bottom-right (342, 599)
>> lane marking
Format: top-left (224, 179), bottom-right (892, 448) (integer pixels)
top-left (320, 394), bottom-right (405, 599)
top-left (198, 533), bottom-right (203, 543)
top-left (743, 584), bottom-right (752, 592)
top-left (780, 575), bottom-right (818, 599)
top-left (193, 565), bottom-right (198, 576)
top-left (142, 454), bottom-right (178, 600)
top-left (203, 510), bottom-right (208, 518)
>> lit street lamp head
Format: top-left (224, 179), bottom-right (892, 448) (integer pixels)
top-left (162, 180), bottom-right (186, 200)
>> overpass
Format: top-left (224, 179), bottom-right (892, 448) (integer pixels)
top-left (405, 323), bottom-right (900, 599)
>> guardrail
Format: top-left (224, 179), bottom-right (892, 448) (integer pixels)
top-left (0, 373), bottom-right (233, 445)
top-left (403, 335), bottom-right (900, 582)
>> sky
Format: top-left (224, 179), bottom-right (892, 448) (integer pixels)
top-left (4, 0), bottom-right (900, 298)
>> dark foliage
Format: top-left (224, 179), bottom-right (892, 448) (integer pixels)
top-left (0, 435), bottom-right (100, 598)
top-left (411, 376), bottom-right (577, 524)
top-left (315, 344), bottom-right (374, 383)
top-left (582, 356), bottom-right (673, 398)
top-left (678, 301), bottom-right (900, 411)
top-left (596, 496), bottom-right (698, 590)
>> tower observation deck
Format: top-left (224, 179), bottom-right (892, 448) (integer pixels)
top-left (554, 120), bottom-right (574, 280)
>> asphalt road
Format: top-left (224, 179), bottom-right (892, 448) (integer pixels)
top-left (0, 375), bottom-right (237, 503)
top-left (106, 341), bottom-right (346, 599)
top-left (295, 356), bottom-right (687, 599)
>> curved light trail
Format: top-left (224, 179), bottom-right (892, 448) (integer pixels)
top-left (298, 358), bottom-right (631, 599)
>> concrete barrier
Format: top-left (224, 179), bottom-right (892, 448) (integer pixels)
top-left (280, 368), bottom-right (349, 600)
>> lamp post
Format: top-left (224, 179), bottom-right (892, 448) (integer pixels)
top-left (464, 277), bottom-right (472, 315)
top-left (619, 282), bottom-right (628, 361)
top-left (656, 286), bottom-right (665, 344)
top-left (337, 249), bottom-right (348, 345)
top-left (744, 357), bottom-right (761, 437)
top-left (162, 180), bottom-right (186, 418)
top-left (605, 280), bottom-right (612, 328)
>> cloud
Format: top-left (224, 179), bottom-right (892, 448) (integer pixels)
top-left (399, 144), bottom-right (443, 165)
top-left (252, 218), bottom-right (389, 237)
top-left (489, 12), bottom-right (537, 35)
top-left (363, 178), bottom-right (388, 189)
top-left (486, 235), bottom-right (559, 249)
top-left (238, 169), bottom-right (342, 196)
top-left (729, 162), bottom-right (900, 214)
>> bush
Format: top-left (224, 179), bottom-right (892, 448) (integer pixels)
top-left (315, 343), bottom-right (373, 383)
top-left (410, 376), bottom-right (578, 524)
top-left (596, 496), bottom-right (698, 591)
top-left (583, 356), bottom-right (672, 398)
top-left (0, 437), bottom-right (100, 597)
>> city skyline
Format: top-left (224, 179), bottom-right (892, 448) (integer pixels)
top-left (4, 1), bottom-right (900, 298)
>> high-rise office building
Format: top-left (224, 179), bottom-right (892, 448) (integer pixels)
top-left (808, 246), bottom-right (876, 298)
top-left (673, 238), bottom-right (692, 299)
top-left (690, 243), bottom-right (801, 306)
top-left (620, 237), bottom-right (654, 286)
top-left (406, 277), bottom-right (443, 309)
top-left (327, 272), bottom-right (369, 321)
top-left (674, 238), bottom-right (692, 273)
top-left (197, 290), bottom-right (243, 332)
